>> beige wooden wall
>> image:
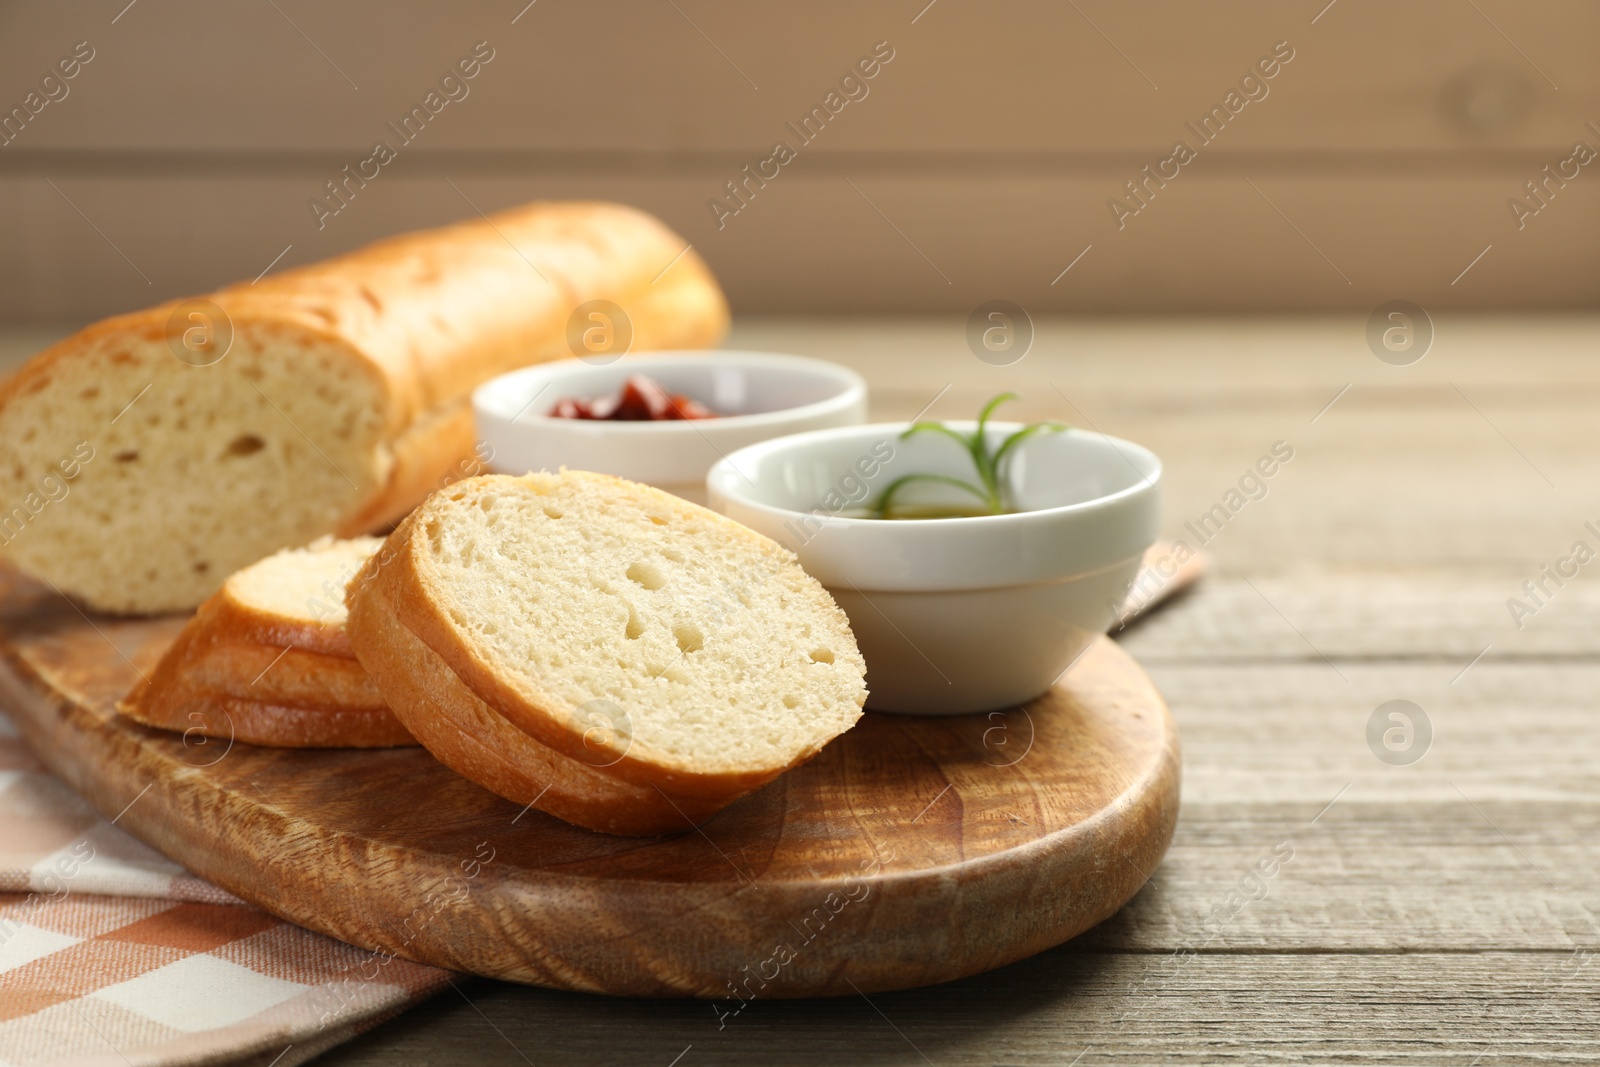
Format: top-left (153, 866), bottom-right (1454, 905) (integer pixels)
top-left (0, 0), bottom-right (1594, 320)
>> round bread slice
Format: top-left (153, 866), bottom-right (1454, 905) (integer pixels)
top-left (209, 535), bottom-right (387, 656)
top-left (118, 537), bottom-right (415, 748)
top-left (344, 471), bottom-right (868, 835)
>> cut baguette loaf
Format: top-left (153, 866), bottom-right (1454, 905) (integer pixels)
top-left (0, 201), bottom-right (727, 614)
top-left (118, 536), bottom-right (415, 748)
top-left (344, 472), bottom-right (868, 835)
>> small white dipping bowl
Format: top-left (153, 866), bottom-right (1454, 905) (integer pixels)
top-left (473, 351), bottom-right (867, 503)
top-left (707, 423), bottom-right (1162, 714)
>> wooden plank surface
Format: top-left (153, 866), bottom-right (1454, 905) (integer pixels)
top-left (1, 1), bottom-right (1597, 316)
top-left (3, 316), bottom-right (1598, 1063)
top-left (3, 171), bottom-right (1595, 322)
top-left (3, 0), bottom-right (1594, 153)
top-left (314, 954), bottom-right (1600, 1066)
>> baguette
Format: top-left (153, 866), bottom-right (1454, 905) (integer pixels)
top-left (345, 472), bottom-right (868, 835)
top-left (0, 201), bottom-right (727, 614)
top-left (118, 537), bottom-right (415, 748)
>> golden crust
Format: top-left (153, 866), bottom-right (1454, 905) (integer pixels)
top-left (206, 585), bottom-right (358, 661)
top-left (218, 200), bottom-right (729, 503)
top-left (336, 397), bottom-right (478, 535)
top-left (211, 200), bottom-right (726, 438)
top-left (117, 586), bottom-right (415, 749)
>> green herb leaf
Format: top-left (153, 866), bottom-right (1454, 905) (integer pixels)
top-left (992, 420), bottom-right (1067, 473)
top-left (975, 392), bottom-right (1018, 435)
top-left (874, 473), bottom-right (994, 519)
top-left (870, 394), bottom-right (1069, 518)
top-left (899, 422), bottom-right (973, 450)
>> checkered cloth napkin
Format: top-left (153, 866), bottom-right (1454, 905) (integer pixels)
top-left (0, 715), bottom-right (450, 1067)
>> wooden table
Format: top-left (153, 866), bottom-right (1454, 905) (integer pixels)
top-left (5, 316), bottom-right (1598, 1064)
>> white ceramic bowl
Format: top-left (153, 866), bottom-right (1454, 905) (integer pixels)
top-left (473, 351), bottom-right (867, 503)
top-left (707, 422), bottom-right (1162, 714)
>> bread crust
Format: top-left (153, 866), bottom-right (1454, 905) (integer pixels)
top-left (345, 520), bottom-right (729, 835)
top-left (222, 201), bottom-right (727, 522)
top-left (118, 568), bottom-right (415, 749)
top-left (0, 201), bottom-right (728, 613)
top-left (336, 397), bottom-right (479, 536)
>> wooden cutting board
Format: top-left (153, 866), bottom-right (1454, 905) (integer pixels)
top-left (0, 564), bottom-right (1180, 999)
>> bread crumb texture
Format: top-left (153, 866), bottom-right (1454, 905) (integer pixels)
top-left (0, 323), bottom-right (387, 613)
top-left (226, 534), bottom-right (385, 627)
top-left (415, 472), bottom-right (866, 777)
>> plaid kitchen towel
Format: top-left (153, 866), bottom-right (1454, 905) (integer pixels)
top-left (0, 718), bottom-right (236, 907)
top-left (0, 717), bottom-right (451, 1067)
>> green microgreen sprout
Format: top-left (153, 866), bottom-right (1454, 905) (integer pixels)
top-left (872, 393), bottom-right (1067, 518)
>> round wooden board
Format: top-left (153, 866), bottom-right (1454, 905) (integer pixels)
top-left (0, 567), bottom-right (1179, 999)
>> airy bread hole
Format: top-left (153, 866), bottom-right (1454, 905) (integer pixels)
top-left (673, 622), bottom-right (705, 654)
top-left (810, 649), bottom-right (835, 664)
top-left (114, 449), bottom-right (139, 463)
top-left (626, 561), bottom-right (666, 590)
top-left (543, 505), bottom-right (563, 519)
top-left (225, 434), bottom-right (265, 457)
top-left (782, 694), bottom-right (798, 709)
top-left (625, 606), bottom-right (646, 640)
top-left (648, 515), bottom-right (668, 526)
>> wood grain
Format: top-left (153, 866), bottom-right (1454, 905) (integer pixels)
top-left (1, 169), bottom-right (1593, 322)
top-left (0, 565), bottom-right (1180, 998)
top-left (731, 316), bottom-right (1600, 577)
top-left (1, 0), bottom-right (1596, 317)
top-left (318, 952), bottom-right (1600, 1066)
top-left (3, 0), bottom-right (1594, 154)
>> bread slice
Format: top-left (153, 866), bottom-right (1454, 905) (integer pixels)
top-left (118, 537), bottom-right (415, 748)
top-left (345, 472), bottom-right (868, 835)
top-left (0, 201), bottom-right (727, 615)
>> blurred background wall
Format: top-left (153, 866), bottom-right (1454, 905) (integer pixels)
top-left (0, 0), bottom-right (1593, 322)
